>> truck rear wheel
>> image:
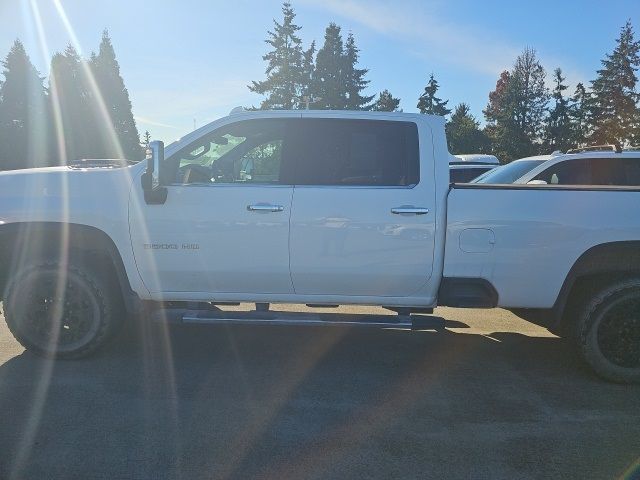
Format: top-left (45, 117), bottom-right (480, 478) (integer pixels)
top-left (4, 261), bottom-right (121, 359)
top-left (577, 278), bottom-right (640, 383)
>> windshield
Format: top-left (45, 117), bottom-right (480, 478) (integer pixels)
top-left (473, 159), bottom-right (546, 183)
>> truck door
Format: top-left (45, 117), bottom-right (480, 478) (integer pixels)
top-left (129, 118), bottom-right (296, 297)
top-left (288, 117), bottom-right (436, 297)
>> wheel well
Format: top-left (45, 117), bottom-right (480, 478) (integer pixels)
top-left (0, 222), bottom-right (138, 314)
top-left (553, 241), bottom-right (640, 334)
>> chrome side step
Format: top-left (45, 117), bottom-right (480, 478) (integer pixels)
top-left (151, 308), bottom-right (444, 330)
top-left (181, 315), bottom-right (414, 328)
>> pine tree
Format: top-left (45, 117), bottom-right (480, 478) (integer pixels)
top-left (483, 70), bottom-right (525, 162)
top-left (142, 130), bottom-right (151, 149)
top-left (372, 89), bottom-right (401, 112)
top-left (484, 48), bottom-right (549, 161)
top-left (0, 40), bottom-right (49, 170)
top-left (314, 23), bottom-right (346, 109)
top-left (417, 74), bottom-right (451, 116)
top-left (484, 71), bottom-right (527, 162)
top-left (249, 2), bottom-right (305, 109)
top-left (570, 82), bottom-right (591, 146)
top-left (343, 32), bottom-right (374, 110)
top-left (588, 20), bottom-right (640, 147)
top-left (300, 40), bottom-right (316, 100)
top-left (511, 47), bottom-right (549, 142)
top-left (91, 30), bottom-right (142, 159)
top-left (543, 68), bottom-right (573, 152)
top-left (446, 103), bottom-right (491, 154)
top-left (49, 44), bottom-right (94, 163)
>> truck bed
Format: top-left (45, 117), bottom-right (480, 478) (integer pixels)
top-left (445, 184), bottom-right (640, 309)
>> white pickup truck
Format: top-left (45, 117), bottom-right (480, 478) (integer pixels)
top-left (0, 110), bottom-right (638, 382)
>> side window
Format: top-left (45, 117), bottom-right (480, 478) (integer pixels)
top-left (620, 159), bottom-right (640, 185)
top-left (534, 157), bottom-right (640, 186)
top-left (236, 140), bottom-right (282, 183)
top-left (533, 159), bottom-right (593, 185)
top-left (170, 119), bottom-right (289, 185)
top-left (590, 158), bottom-right (640, 186)
top-left (589, 158), bottom-right (625, 185)
top-left (291, 119), bottom-right (419, 186)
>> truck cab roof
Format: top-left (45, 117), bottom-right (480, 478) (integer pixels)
top-left (166, 109), bottom-right (446, 159)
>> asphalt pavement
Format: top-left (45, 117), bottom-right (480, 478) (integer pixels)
top-left (0, 305), bottom-right (639, 480)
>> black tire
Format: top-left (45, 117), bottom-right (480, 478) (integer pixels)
top-left (576, 278), bottom-right (640, 383)
top-left (4, 261), bottom-right (122, 359)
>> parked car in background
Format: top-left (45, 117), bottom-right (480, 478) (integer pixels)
top-left (515, 146), bottom-right (640, 186)
top-left (449, 154), bottom-right (500, 183)
top-left (474, 146), bottom-right (640, 186)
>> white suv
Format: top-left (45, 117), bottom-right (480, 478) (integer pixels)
top-left (516, 147), bottom-right (640, 186)
top-left (474, 146), bottom-right (640, 186)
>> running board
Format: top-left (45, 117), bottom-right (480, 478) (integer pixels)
top-left (151, 308), bottom-right (444, 330)
top-left (181, 315), bottom-right (415, 328)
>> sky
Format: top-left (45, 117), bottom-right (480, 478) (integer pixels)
top-left (0, 0), bottom-right (638, 142)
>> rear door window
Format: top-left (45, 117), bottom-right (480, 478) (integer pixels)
top-left (290, 119), bottom-right (419, 186)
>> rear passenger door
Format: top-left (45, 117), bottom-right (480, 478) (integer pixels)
top-left (288, 118), bottom-right (435, 297)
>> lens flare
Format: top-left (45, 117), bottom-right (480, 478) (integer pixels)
top-left (50, 0), bottom-right (184, 467)
top-left (52, 0), bottom-right (125, 161)
top-left (620, 458), bottom-right (640, 480)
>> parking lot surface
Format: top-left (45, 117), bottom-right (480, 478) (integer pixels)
top-left (0, 305), bottom-right (639, 480)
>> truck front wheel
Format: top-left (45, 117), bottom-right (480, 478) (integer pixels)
top-left (4, 261), bottom-right (121, 359)
top-left (577, 278), bottom-right (640, 383)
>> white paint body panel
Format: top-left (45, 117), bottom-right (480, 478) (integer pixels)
top-left (289, 185), bottom-right (435, 297)
top-left (129, 183), bottom-right (294, 294)
top-left (0, 165), bottom-right (149, 297)
top-left (445, 186), bottom-right (640, 308)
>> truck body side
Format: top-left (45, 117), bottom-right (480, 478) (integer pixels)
top-left (0, 110), bottom-right (638, 381)
top-left (1, 111), bottom-right (638, 315)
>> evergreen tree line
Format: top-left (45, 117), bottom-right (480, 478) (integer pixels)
top-left (249, 4), bottom-right (377, 111)
top-left (0, 31), bottom-right (144, 171)
top-left (251, 3), bottom-right (640, 162)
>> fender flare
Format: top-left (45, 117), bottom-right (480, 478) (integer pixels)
top-left (550, 240), bottom-right (640, 329)
top-left (0, 222), bottom-right (141, 315)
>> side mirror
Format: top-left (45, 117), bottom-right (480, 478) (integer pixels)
top-left (527, 179), bottom-right (548, 185)
top-left (142, 140), bottom-right (168, 204)
top-left (147, 141), bottom-right (164, 189)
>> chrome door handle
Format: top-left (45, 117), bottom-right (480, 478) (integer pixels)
top-left (391, 206), bottom-right (429, 215)
top-left (247, 203), bottom-right (284, 212)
